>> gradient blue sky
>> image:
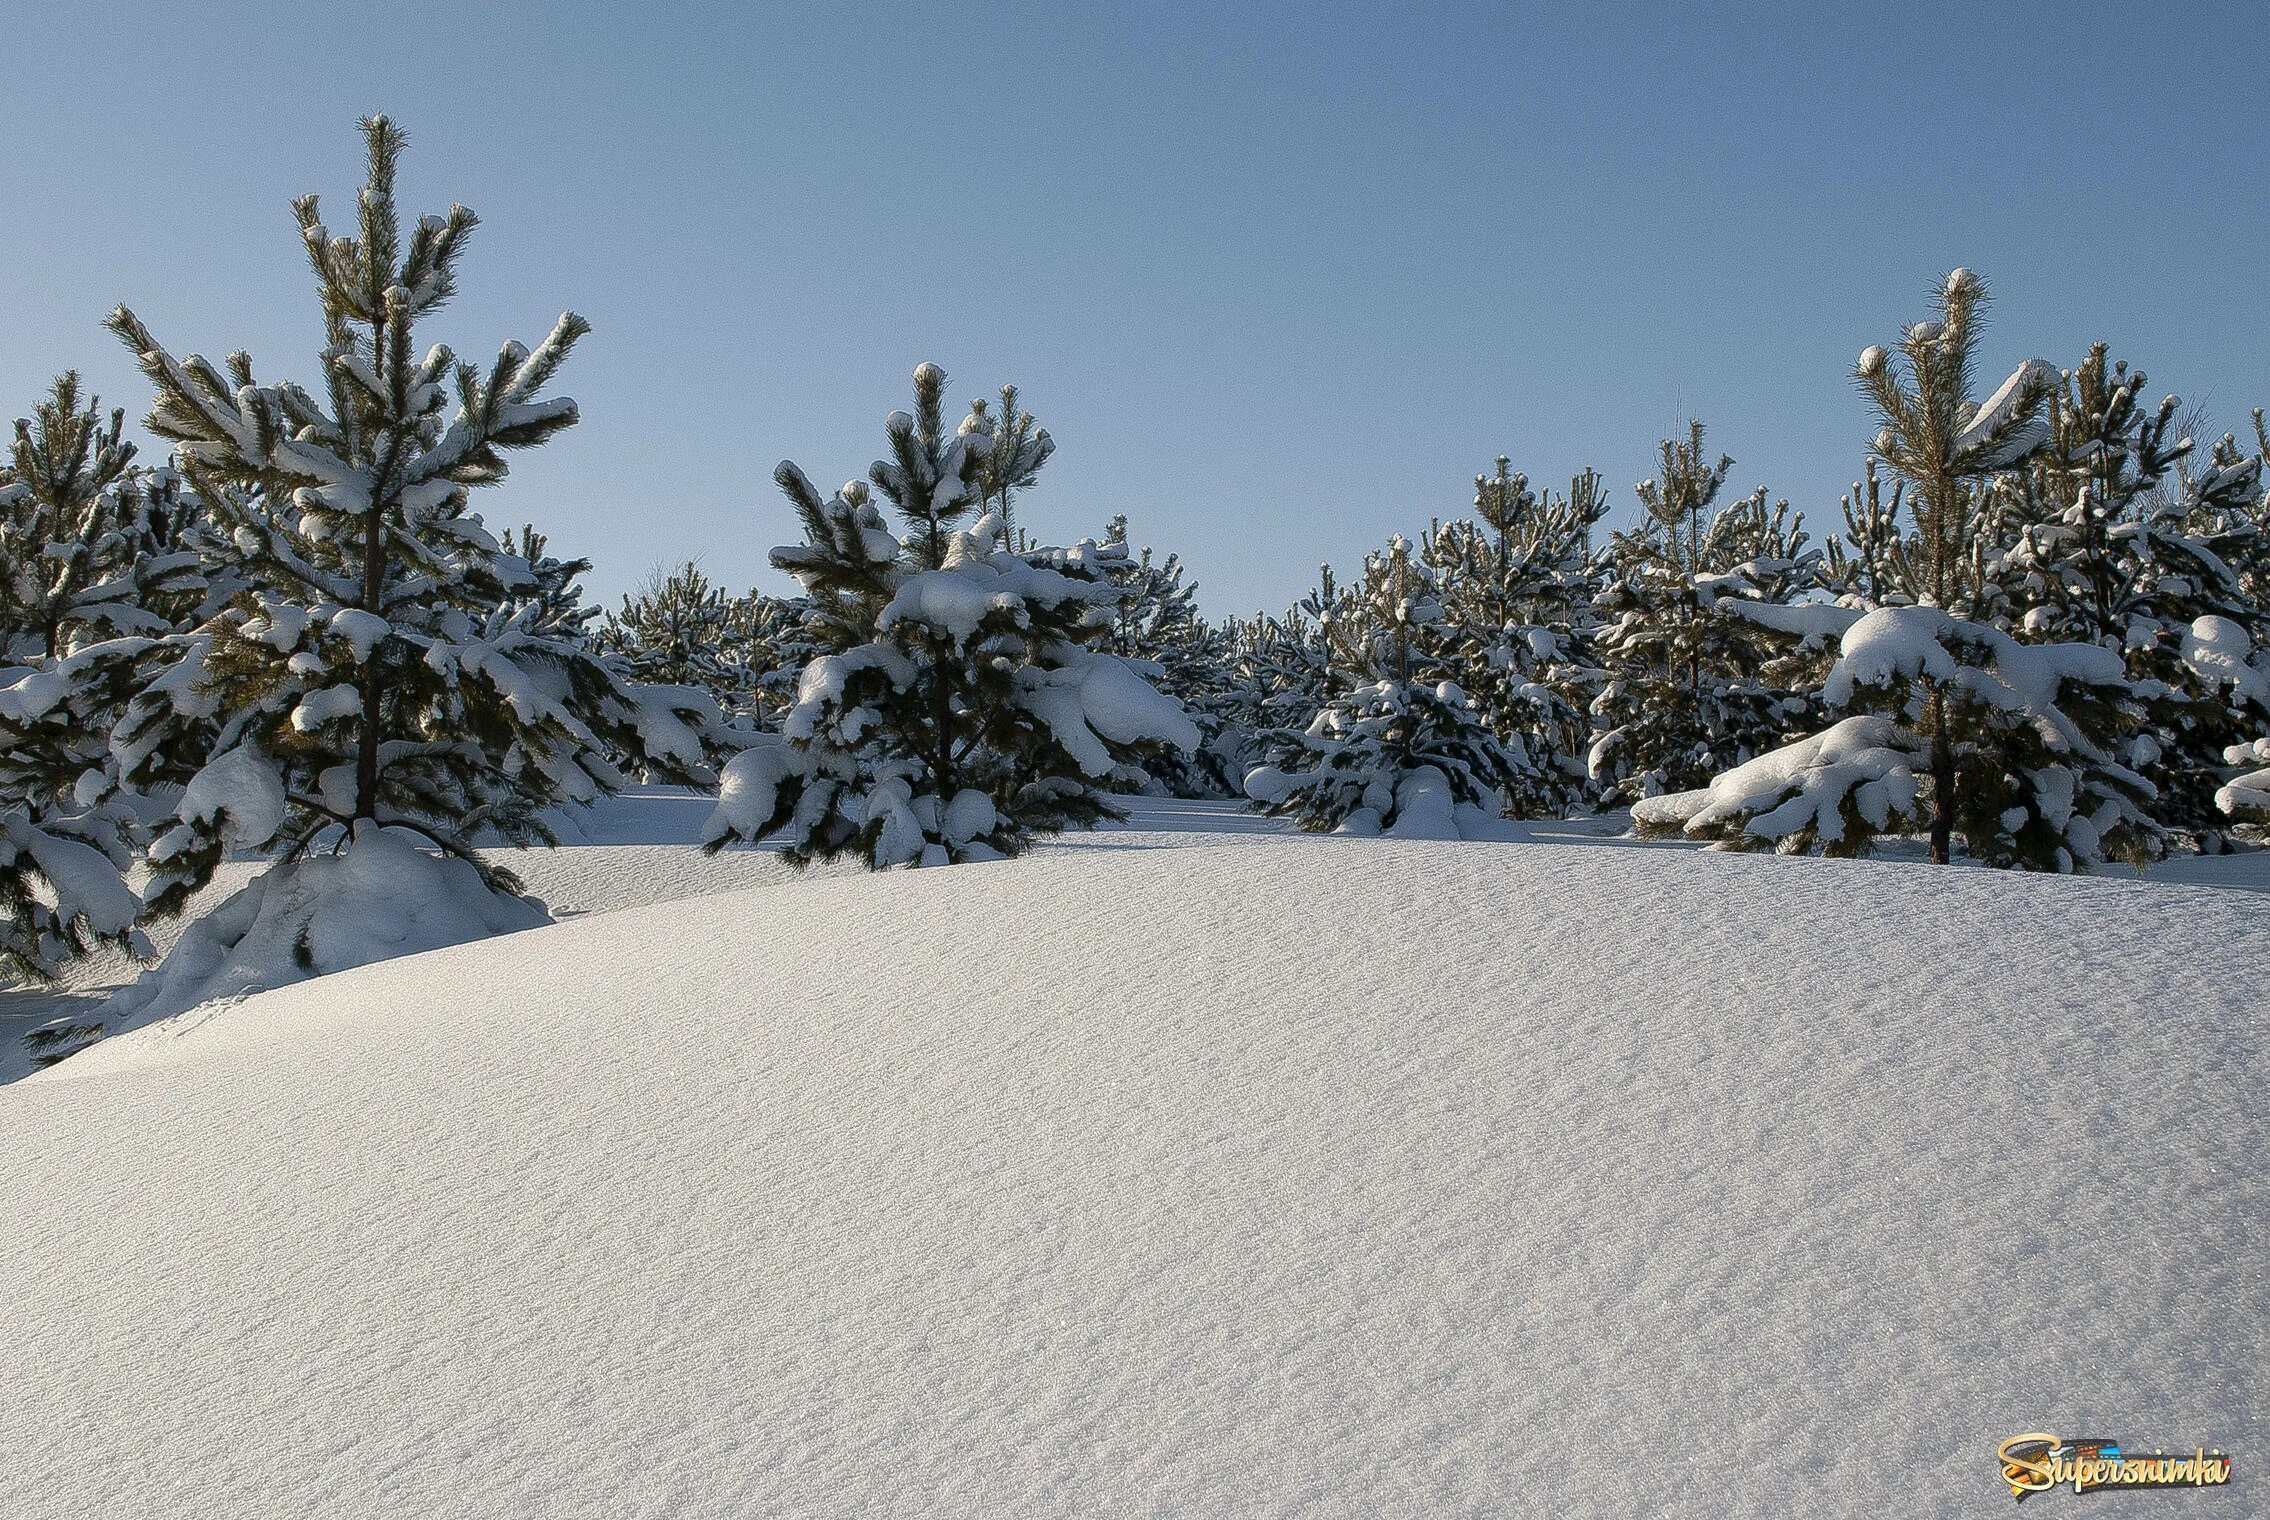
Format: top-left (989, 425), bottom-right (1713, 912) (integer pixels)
top-left (3, 2), bottom-right (2264, 617)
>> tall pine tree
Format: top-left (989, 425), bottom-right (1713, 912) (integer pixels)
top-left (73, 116), bottom-right (724, 1052)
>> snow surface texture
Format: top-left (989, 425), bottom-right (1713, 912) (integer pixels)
top-left (4, 816), bottom-right (2264, 1518)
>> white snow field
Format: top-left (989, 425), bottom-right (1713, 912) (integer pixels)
top-left (3, 798), bottom-right (2266, 1517)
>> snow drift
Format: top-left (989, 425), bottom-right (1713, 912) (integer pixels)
top-left (3, 832), bottom-right (2263, 1517)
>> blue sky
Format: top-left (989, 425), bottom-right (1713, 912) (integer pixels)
top-left (3, 2), bottom-right (2264, 618)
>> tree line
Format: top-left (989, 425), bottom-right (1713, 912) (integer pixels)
top-left (7, 119), bottom-right (2270, 1064)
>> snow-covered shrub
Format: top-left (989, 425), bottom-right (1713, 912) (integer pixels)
top-left (1645, 603), bottom-right (2157, 871)
top-left (1632, 715), bottom-right (1920, 856)
top-left (702, 364), bottom-right (1196, 868)
top-left (1245, 678), bottom-right (1516, 838)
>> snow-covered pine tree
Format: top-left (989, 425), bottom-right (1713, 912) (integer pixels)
top-left (1, 374), bottom-right (204, 660)
top-left (1244, 536), bottom-right (1526, 837)
top-left (1999, 343), bottom-right (2268, 847)
top-left (1637, 272), bottom-right (2159, 872)
top-left (1202, 606), bottom-right (1333, 795)
top-left (1847, 268), bottom-right (2063, 864)
top-left (1092, 514), bottom-right (1241, 797)
top-left (78, 116), bottom-right (725, 1049)
top-left (1423, 456), bottom-right (1606, 815)
top-left (0, 376), bottom-right (206, 994)
top-left (1588, 424), bottom-right (1821, 803)
top-left (731, 590), bottom-right (822, 728)
top-left (701, 363), bottom-right (1196, 867)
top-left (1633, 602), bottom-right (2160, 868)
top-left (965, 384), bottom-right (1053, 550)
top-left (602, 561), bottom-right (756, 710)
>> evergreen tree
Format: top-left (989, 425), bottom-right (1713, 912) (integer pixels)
top-left (702, 364), bottom-right (1195, 867)
top-left (1999, 344), bottom-right (2267, 847)
top-left (0, 374), bottom-right (203, 659)
top-left (1204, 606), bottom-right (1333, 794)
top-left (1589, 425), bottom-right (1820, 802)
top-left (1244, 537), bottom-right (1526, 836)
top-left (1635, 602), bottom-right (2159, 869)
top-left (602, 561), bottom-right (754, 708)
top-left (92, 115), bottom-right (722, 1001)
top-left (0, 378), bottom-right (205, 991)
top-left (731, 589), bottom-right (823, 728)
top-left (1643, 273), bottom-right (2160, 872)
top-left (1422, 458), bottom-right (1605, 816)
top-left (1850, 267), bottom-right (2060, 863)
top-left (1092, 514), bottom-right (1240, 797)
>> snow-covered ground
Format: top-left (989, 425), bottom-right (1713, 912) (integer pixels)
top-left (2, 794), bottom-right (2265, 1516)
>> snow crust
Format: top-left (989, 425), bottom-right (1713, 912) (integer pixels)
top-left (4, 822), bottom-right (2263, 1517)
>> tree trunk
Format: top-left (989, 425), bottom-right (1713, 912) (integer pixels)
top-left (1927, 692), bottom-right (1954, 866)
top-left (930, 666), bottom-right (956, 829)
top-left (354, 504), bottom-right (385, 824)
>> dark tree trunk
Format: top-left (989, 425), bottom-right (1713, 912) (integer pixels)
top-left (1928, 693), bottom-right (1954, 866)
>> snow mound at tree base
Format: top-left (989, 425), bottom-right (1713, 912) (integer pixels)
top-left (40, 825), bottom-right (546, 1064)
top-left (5, 837), bottom-right (2264, 1517)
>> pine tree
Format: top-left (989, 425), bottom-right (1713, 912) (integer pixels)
top-left (1208, 606), bottom-right (1334, 790)
top-left (965, 384), bottom-right (1053, 550)
top-left (1092, 514), bottom-right (1240, 797)
top-left (702, 364), bottom-right (1196, 867)
top-left (1635, 602), bottom-right (2159, 869)
top-left (1422, 458), bottom-right (1606, 816)
top-left (1999, 344), bottom-right (2267, 847)
top-left (732, 590), bottom-right (822, 728)
top-left (1851, 267), bottom-right (2061, 863)
top-left (1244, 536), bottom-right (1526, 836)
top-left (602, 561), bottom-right (754, 708)
top-left (74, 116), bottom-right (724, 1049)
top-left (1589, 425), bottom-right (1820, 802)
top-left (0, 374), bottom-right (203, 660)
top-left (0, 377), bottom-right (205, 992)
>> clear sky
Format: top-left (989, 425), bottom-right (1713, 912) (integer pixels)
top-left (3, 2), bottom-right (2264, 619)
